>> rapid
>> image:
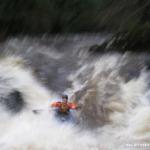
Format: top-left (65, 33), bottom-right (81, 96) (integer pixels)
top-left (0, 34), bottom-right (149, 150)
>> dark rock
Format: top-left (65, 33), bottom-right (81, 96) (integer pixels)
top-left (1, 90), bottom-right (25, 113)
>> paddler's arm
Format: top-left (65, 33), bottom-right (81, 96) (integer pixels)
top-left (68, 102), bottom-right (78, 109)
top-left (51, 101), bottom-right (61, 107)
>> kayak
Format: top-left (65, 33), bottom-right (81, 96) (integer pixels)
top-left (32, 102), bottom-right (78, 122)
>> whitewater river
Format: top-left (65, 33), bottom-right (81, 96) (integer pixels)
top-left (0, 34), bottom-right (149, 150)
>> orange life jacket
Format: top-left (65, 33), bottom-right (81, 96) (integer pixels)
top-left (51, 101), bottom-right (77, 113)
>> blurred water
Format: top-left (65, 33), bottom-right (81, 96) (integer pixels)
top-left (0, 34), bottom-right (149, 150)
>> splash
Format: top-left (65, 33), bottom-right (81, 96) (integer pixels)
top-left (0, 35), bottom-right (149, 150)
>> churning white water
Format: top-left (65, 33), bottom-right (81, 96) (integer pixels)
top-left (0, 35), bottom-right (149, 150)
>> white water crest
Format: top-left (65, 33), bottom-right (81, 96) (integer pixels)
top-left (0, 35), bottom-right (149, 150)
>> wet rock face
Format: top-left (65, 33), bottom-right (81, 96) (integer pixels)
top-left (1, 90), bottom-right (25, 113)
